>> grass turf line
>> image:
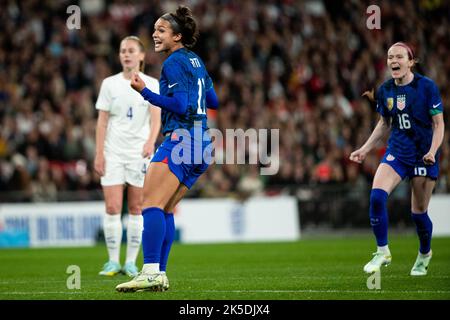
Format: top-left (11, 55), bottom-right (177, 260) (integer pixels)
top-left (0, 235), bottom-right (449, 300)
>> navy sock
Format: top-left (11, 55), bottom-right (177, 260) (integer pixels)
top-left (411, 211), bottom-right (433, 254)
top-left (142, 207), bottom-right (166, 264)
top-left (160, 212), bottom-right (175, 272)
top-left (369, 189), bottom-right (389, 246)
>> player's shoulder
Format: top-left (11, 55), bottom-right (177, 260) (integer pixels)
top-left (166, 48), bottom-right (203, 65)
top-left (415, 73), bottom-right (437, 90)
top-left (378, 78), bottom-right (395, 91)
top-left (376, 78), bottom-right (395, 99)
top-left (101, 73), bottom-right (123, 86)
top-left (164, 49), bottom-right (185, 65)
top-left (186, 49), bottom-right (206, 66)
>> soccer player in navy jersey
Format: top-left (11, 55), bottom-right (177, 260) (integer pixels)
top-left (116, 6), bottom-right (219, 292)
top-left (350, 42), bottom-right (445, 276)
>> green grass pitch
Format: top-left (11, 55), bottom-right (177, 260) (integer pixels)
top-left (0, 234), bottom-right (449, 300)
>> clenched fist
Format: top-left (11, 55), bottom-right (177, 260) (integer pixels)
top-left (423, 152), bottom-right (435, 165)
top-left (131, 72), bottom-right (146, 92)
top-left (349, 148), bottom-right (367, 164)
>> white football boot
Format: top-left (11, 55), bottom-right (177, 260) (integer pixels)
top-left (116, 272), bottom-right (164, 292)
top-left (410, 251), bottom-right (432, 276)
top-left (363, 252), bottom-right (392, 273)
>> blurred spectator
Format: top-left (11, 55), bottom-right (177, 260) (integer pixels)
top-left (7, 153), bottom-right (32, 202)
top-left (237, 165), bottom-right (265, 198)
top-left (31, 162), bottom-right (57, 202)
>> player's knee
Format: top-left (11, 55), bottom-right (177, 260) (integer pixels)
top-left (142, 198), bottom-right (165, 210)
top-left (142, 190), bottom-right (169, 209)
top-left (128, 204), bottom-right (142, 215)
top-left (105, 202), bottom-right (122, 214)
top-left (143, 203), bottom-right (165, 211)
top-left (370, 188), bottom-right (388, 214)
top-left (412, 203), bottom-right (428, 213)
top-left (142, 188), bottom-right (154, 202)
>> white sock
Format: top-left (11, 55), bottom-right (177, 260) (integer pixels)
top-left (377, 245), bottom-right (391, 255)
top-left (142, 263), bottom-right (159, 274)
top-left (103, 213), bottom-right (122, 263)
top-left (126, 214), bottom-right (143, 264)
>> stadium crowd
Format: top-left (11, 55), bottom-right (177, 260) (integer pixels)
top-left (0, 0), bottom-right (449, 202)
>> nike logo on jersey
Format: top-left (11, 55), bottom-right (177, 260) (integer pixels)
top-left (432, 102), bottom-right (441, 108)
top-left (168, 83), bottom-right (178, 88)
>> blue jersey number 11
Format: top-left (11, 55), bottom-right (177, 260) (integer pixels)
top-left (197, 78), bottom-right (206, 115)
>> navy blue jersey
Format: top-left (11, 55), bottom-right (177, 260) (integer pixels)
top-left (376, 73), bottom-right (443, 166)
top-left (159, 48), bottom-right (213, 135)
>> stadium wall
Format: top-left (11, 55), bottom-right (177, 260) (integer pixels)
top-left (428, 195), bottom-right (450, 237)
top-left (0, 196), bottom-right (300, 248)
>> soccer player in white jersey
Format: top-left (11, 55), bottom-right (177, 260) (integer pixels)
top-left (95, 36), bottom-right (161, 277)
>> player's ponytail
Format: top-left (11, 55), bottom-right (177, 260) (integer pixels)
top-left (162, 6), bottom-right (199, 49)
top-left (122, 36), bottom-right (146, 72)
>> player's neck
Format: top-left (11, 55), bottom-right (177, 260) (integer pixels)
top-left (122, 68), bottom-right (139, 80)
top-left (395, 71), bottom-right (414, 86)
top-left (168, 43), bottom-right (184, 55)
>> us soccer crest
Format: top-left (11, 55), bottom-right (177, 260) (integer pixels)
top-left (387, 98), bottom-right (393, 111)
top-left (397, 95), bottom-right (406, 110)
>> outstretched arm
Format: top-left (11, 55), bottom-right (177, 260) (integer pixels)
top-left (131, 73), bottom-right (188, 115)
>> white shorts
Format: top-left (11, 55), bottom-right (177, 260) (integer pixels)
top-left (100, 157), bottom-right (150, 187)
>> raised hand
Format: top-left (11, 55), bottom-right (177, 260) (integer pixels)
top-left (362, 88), bottom-right (375, 103)
top-left (423, 152), bottom-right (435, 165)
top-left (349, 148), bottom-right (367, 164)
top-left (131, 72), bottom-right (146, 92)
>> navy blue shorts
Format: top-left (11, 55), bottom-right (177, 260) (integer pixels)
top-left (381, 151), bottom-right (439, 180)
top-left (151, 132), bottom-right (212, 189)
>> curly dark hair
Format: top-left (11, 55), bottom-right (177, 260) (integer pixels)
top-left (161, 5), bottom-right (199, 49)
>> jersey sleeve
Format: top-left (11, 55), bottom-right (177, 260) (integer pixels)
top-left (204, 72), bottom-right (213, 91)
top-left (375, 86), bottom-right (389, 118)
top-left (428, 81), bottom-right (443, 116)
top-left (95, 79), bottom-right (111, 111)
top-left (162, 58), bottom-right (188, 94)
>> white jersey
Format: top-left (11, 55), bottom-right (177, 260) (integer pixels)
top-left (95, 72), bottom-right (159, 162)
